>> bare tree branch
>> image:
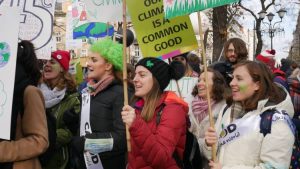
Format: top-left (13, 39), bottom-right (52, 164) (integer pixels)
top-left (238, 1), bottom-right (258, 20)
top-left (265, 0), bottom-right (276, 10)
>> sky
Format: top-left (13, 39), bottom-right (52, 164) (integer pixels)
top-left (238, 0), bottom-right (300, 59)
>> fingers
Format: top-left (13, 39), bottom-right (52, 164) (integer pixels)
top-left (209, 160), bottom-right (221, 169)
top-left (205, 127), bottom-right (218, 147)
top-left (122, 105), bottom-right (134, 111)
top-left (121, 105), bottom-right (136, 127)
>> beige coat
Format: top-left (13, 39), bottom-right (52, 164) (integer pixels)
top-left (0, 86), bottom-right (48, 169)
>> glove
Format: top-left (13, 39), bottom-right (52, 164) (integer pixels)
top-left (71, 136), bottom-right (85, 154)
top-left (63, 108), bottom-right (79, 135)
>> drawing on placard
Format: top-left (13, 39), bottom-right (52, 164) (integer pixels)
top-left (0, 0), bottom-right (54, 59)
top-left (0, 81), bottom-right (7, 117)
top-left (0, 42), bottom-right (10, 68)
top-left (73, 22), bottom-right (114, 39)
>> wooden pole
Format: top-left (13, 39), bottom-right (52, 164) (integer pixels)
top-left (197, 11), bottom-right (216, 162)
top-left (122, 0), bottom-right (131, 152)
top-left (106, 22), bottom-right (110, 36)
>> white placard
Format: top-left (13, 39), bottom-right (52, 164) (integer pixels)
top-left (0, 6), bottom-right (20, 140)
top-left (0, 0), bottom-right (56, 60)
top-left (84, 0), bottom-right (130, 22)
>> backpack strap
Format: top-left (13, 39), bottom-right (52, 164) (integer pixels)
top-left (222, 104), bottom-right (230, 117)
top-left (260, 109), bottom-right (276, 137)
top-left (155, 103), bottom-right (166, 126)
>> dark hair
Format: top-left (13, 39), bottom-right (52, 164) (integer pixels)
top-left (17, 40), bottom-right (41, 86)
top-left (233, 61), bottom-right (285, 111)
top-left (192, 68), bottom-right (228, 102)
top-left (223, 38), bottom-right (248, 62)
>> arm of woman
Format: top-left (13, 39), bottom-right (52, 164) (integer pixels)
top-left (0, 86), bottom-right (48, 162)
top-left (57, 96), bottom-right (81, 147)
top-left (130, 104), bottom-right (186, 168)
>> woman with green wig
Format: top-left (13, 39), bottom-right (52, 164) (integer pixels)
top-left (71, 38), bottom-right (132, 169)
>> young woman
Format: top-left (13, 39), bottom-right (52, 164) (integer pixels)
top-left (39, 50), bottom-right (80, 169)
top-left (0, 40), bottom-right (48, 169)
top-left (71, 38), bottom-right (132, 169)
top-left (189, 69), bottom-right (228, 168)
top-left (121, 57), bottom-right (188, 169)
top-left (205, 61), bottom-right (295, 169)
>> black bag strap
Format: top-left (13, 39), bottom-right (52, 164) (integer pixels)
top-left (155, 103), bottom-right (166, 125)
top-left (222, 104), bottom-right (230, 117)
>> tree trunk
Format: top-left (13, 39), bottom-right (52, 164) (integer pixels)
top-left (255, 19), bottom-right (263, 57)
top-left (213, 6), bottom-right (228, 62)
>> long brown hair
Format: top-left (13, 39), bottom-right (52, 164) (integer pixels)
top-left (44, 70), bottom-right (77, 92)
top-left (192, 68), bottom-right (229, 102)
top-left (234, 61), bottom-right (285, 111)
top-left (223, 38), bottom-right (248, 62)
top-left (131, 78), bottom-right (162, 122)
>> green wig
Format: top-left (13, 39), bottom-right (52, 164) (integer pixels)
top-left (90, 38), bottom-right (123, 71)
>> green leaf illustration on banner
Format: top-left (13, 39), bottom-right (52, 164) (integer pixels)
top-left (164, 0), bottom-right (239, 19)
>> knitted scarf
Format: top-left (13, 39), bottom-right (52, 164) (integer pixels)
top-left (192, 95), bottom-right (215, 123)
top-left (87, 75), bottom-right (114, 96)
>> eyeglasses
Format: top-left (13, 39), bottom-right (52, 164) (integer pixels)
top-left (227, 49), bottom-right (235, 53)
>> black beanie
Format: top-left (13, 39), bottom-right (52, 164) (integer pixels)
top-left (136, 57), bottom-right (185, 91)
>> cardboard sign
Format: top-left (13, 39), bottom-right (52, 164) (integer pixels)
top-left (0, 0), bottom-right (56, 59)
top-left (164, 0), bottom-right (239, 19)
top-left (84, 0), bottom-right (130, 22)
top-left (126, 0), bottom-right (198, 59)
top-left (0, 6), bottom-right (20, 140)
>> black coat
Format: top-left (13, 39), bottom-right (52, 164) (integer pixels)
top-left (72, 80), bottom-right (133, 169)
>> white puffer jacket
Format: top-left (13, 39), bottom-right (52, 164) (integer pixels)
top-left (205, 90), bottom-right (295, 169)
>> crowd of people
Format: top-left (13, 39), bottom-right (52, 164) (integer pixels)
top-left (0, 36), bottom-right (299, 169)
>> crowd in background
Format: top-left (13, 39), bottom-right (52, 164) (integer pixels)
top-left (0, 37), bottom-right (299, 169)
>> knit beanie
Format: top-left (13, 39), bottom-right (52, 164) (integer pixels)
top-left (90, 38), bottom-right (123, 71)
top-left (51, 50), bottom-right (70, 71)
top-left (135, 57), bottom-right (185, 91)
top-left (256, 50), bottom-right (276, 71)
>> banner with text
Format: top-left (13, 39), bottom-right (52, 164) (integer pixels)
top-left (126, 0), bottom-right (197, 59)
top-left (0, 0), bottom-right (56, 60)
top-left (0, 7), bottom-right (20, 140)
top-left (84, 0), bottom-right (130, 22)
top-left (164, 0), bottom-right (239, 19)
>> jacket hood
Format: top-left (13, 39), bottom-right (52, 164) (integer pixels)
top-left (162, 91), bottom-right (189, 114)
top-left (258, 85), bottom-right (294, 117)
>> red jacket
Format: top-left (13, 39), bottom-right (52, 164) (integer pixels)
top-left (128, 91), bottom-right (188, 169)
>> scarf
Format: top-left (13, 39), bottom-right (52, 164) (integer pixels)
top-left (192, 95), bottom-right (215, 123)
top-left (39, 83), bottom-right (66, 108)
top-left (87, 75), bottom-right (114, 96)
